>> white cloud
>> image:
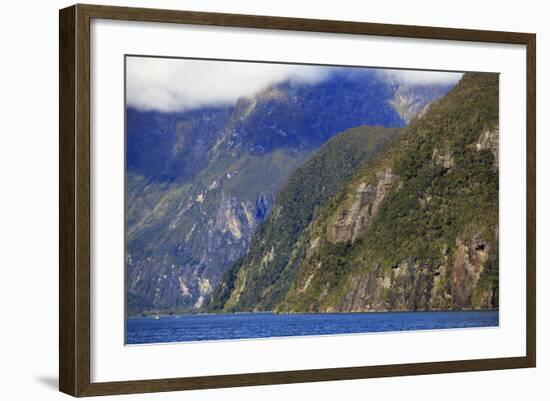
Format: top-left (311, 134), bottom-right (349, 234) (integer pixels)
top-left (126, 57), bottom-right (331, 112)
top-left (126, 57), bottom-right (464, 112)
top-left (381, 69), bottom-right (463, 86)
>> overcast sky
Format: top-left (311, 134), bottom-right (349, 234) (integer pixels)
top-left (126, 56), bottom-right (463, 113)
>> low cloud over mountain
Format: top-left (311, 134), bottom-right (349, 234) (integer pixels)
top-left (126, 56), bottom-right (463, 112)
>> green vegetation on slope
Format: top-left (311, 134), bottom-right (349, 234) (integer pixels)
top-left (212, 73), bottom-right (500, 313)
top-left (209, 125), bottom-right (401, 311)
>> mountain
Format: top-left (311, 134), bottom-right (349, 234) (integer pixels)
top-left (125, 69), bottom-right (453, 315)
top-left (208, 125), bottom-right (400, 311)
top-left (211, 73), bottom-right (499, 313)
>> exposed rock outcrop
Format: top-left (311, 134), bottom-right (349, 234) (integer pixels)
top-left (476, 128), bottom-right (499, 167)
top-left (451, 235), bottom-right (492, 309)
top-left (330, 168), bottom-right (399, 243)
top-left (336, 258), bottom-right (436, 312)
top-left (432, 147), bottom-right (454, 169)
top-left (390, 83), bottom-right (454, 123)
top-left (331, 232), bottom-right (494, 313)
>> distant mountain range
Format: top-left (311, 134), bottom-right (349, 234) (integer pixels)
top-left (211, 73), bottom-right (499, 313)
top-left (125, 69), bottom-right (454, 315)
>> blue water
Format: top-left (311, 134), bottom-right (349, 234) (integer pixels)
top-left (125, 310), bottom-right (498, 344)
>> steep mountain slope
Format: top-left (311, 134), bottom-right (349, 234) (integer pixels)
top-left (209, 126), bottom-right (400, 311)
top-left (390, 83), bottom-right (452, 123)
top-left (125, 69), bottom-right (453, 314)
top-left (213, 73), bottom-right (499, 313)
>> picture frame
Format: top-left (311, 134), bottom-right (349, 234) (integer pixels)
top-left (59, 3), bottom-right (536, 397)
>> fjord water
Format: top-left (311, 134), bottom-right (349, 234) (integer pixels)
top-left (126, 311), bottom-right (498, 344)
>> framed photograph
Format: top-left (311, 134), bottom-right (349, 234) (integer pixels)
top-left (59, 4), bottom-right (536, 397)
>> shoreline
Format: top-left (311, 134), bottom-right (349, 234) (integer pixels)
top-left (127, 308), bottom-right (499, 319)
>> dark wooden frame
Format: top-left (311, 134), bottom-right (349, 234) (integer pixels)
top-left (59, 3), bottom-right (536, 397)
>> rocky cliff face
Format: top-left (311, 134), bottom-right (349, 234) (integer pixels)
top-left (321, 230), bottom-right (495, 313)
top-left (390, 83), bottom-right (452, 123)
top-left (126, 69), bottom-right (453, 315)
top-left (330, 168), bottom-right (399, 243)
top-left (212, 73), bottom-right (499, 314)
